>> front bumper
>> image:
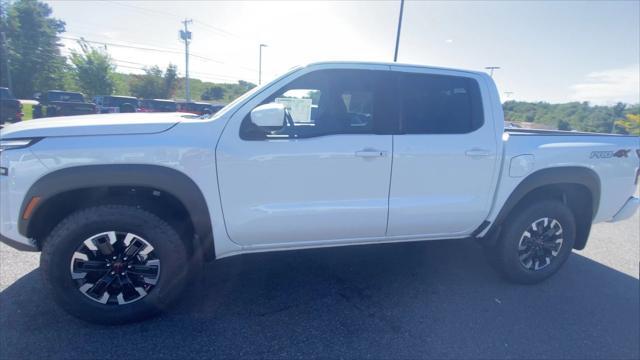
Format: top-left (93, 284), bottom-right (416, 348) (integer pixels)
top-left (609, 196), bottom-right (640, 223)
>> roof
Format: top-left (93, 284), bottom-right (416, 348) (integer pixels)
top-left (99, 95), bottom-right (137, 99)
top-left (302, 61), bottom-right (487, 77)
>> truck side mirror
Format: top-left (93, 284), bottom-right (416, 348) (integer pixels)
top-left (250, 103), bottom-right (285, 130)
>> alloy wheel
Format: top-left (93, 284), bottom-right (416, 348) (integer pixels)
top-left (517, 217), bottom-right (564, 271)
top-left (70, 231), bottom-right (160, 305)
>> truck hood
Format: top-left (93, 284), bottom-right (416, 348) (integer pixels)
top-left (0, 112), bottom-right (188, 139)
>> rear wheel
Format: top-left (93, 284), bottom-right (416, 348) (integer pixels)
top-left (41, 205), bottom-right (189, 324)
top-left (488, 200), bottom-right (576, 284)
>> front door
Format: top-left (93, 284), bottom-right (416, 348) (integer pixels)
top-left (216, 68), bottom-right (396, 247)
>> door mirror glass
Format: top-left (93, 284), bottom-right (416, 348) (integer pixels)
top-left (250, 103), bottom-right (286, 129)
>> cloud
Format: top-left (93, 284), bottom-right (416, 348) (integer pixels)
top-left (444, 39), bottom-right (454, 44)
top-left (569, 65), bottom-right (640, 105)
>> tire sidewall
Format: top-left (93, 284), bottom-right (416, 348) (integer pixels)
top-left (498, 200), bottom-right (576, 284)
top-left (41, 206), bottom-right (188, 324)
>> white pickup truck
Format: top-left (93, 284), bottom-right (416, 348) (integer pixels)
top-left (1, 62), bottom-right (638, 324)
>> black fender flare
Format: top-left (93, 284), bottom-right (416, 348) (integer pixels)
top-left (483, 166), bottom-right (600, 249)
top-left (19, 164), bottom-right (214, 259)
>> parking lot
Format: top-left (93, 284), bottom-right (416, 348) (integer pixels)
top-left (1, 213), bottom-right (638, 359)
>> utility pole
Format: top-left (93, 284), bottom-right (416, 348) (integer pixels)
top-left (0, 32), bottom-right (11, 92)
top-left (393, 0), bottom-right (405, 62)
top-left (180, 19), bottom-right (193, 102)
top-left (485, 66), bottom-right (500, 77)
top-left (504, 91), bottom-right (514, 99)
top-left (0, 1), bottom-right (12, 92)
top-left (258, 44), bottom-right (267, 85)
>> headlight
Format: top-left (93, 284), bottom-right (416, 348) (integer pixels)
top-left (0, 138), bottom-right (41, 152)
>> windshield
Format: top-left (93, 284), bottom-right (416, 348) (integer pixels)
top-left (47, 92), bottom-right (84, 102)
top-left (211, 66), bottom-right (303, 119)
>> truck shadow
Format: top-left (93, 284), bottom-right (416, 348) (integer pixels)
top-left (1, 239), bottom-right (638, 359)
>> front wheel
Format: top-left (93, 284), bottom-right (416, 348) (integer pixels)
top-left (488, 200), bottom-right (576, 284)
top-left (40, 205), bottom-right (189, 324)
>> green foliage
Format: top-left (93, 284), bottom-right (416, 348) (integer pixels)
top-left (175, 78), bottom-right (255, 103)
top-left (615, 113), bottom-right (640, 135)
top-left (201, 85), bottom-right (225, 100)
top-left (163, 63), bottom-right (178, 98)
top-left (503, 101), bottom-right (639, 133)
top-left (1, 0), bottom-right (67, 98)
top-left (557, 119), bottom-right (571, 131)
top-left (129, 64), bottom-right (179, 99)
top-left (68, 40), bottom-right (115, 98)
top-left (111, 72), bottom-right (130, 95)
top-left (21, 102), bottom-right (32, 120)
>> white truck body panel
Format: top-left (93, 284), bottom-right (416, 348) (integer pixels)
top-left (1, 61), bottom-right (638, 259)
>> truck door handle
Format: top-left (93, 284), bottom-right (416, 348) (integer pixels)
top-left (355, 149), bottom-right (387, 158)
top-left (465, 148), bottom-right (491, 157)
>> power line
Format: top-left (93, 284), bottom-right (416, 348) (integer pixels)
top-left (108, 0), bottom-right (251, 42)
top-left (485, 66), bottom-right (500, 77)
top-left (62, 35), bottom-right (245, 67)
top-left (61, 36), bottom-right (185, 55)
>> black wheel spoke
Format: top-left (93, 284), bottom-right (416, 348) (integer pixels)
top-left (73, 259), bottom-right (109, 272)
top-left (123, 238), bottom-right (147, 258)
top-left (518, 218), bottom-right (564, 271)
top-left (86, 272), bottom-right (116, 299)
top-left (128, 264), bottom-right (159, 277)
top-left (93, 233), bottom-right (115, 256)
top-left (118, 275), bottom-right (139, 299)
top-left (71, 231), bottom-right (159, 306)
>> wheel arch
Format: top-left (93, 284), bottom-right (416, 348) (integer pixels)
top-left (484, 166), bottom-right (600, 250)
top-left (19, 164), bottom-right (214, 260)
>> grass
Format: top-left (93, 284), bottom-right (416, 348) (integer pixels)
top-left (21, 103), bottom-right (33, 121)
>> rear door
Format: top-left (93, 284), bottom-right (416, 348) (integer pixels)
top-left (387, 68), bottom-right (499, 238)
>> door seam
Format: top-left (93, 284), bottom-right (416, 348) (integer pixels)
top-left (384, 135), bottom-right (395, 236)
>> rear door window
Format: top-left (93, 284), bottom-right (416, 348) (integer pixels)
top-left (398, 73), bottom-right (483, 134)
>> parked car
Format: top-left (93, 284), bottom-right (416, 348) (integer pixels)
top-left (0, 87), bottom-right (22, 125)
top-left (137, 99), bottom-right (177, 113)
top-left (32, 90), bottom-right (97, 118)
top-left (1, 61), bottom-right (638, 324)
top-left (94, 95), bottom-right (137, 114)
top-left (177, 101), bottom-right (224, 116)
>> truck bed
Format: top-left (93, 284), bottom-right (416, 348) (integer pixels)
top-left (506, 128), bottom-right (636, 137)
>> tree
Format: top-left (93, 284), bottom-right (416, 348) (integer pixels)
top-left (201, 85), bottom-right (225, 100)
top-left (163, 63), bottom-right (178, 98)
top-left (614, 113), bottom-right (640, 135)
top-left (557, 119), bottom-right (571, 131)
top-left (129, 66), bottom-right (164, 99)
top-left (68, 40), bottom-right (115, 98)
top-left (129, 64), bottom-right (179, 99)
top-left (1, 0), bottom-right (67, 98)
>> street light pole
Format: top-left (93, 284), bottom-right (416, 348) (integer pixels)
top-left (180, 19), bottom-right (193, 102)
top-left (259, 44), bottom-right (267, 85)
top-left (393, 0), bottom-right (405, 62)
top-left (485, 66), bottom-right (500, 77)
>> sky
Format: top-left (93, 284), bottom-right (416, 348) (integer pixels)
top-left (46, 0), bottom-right (640, 105)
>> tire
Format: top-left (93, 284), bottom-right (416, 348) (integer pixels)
top-left (119, 103), bottom-right (135, 113)
top-left (40, 205), bottom-right (189, 324)
top-left (488, 200), bottom-right (576, 284)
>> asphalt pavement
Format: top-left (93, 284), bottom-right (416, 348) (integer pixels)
top-left (1, 212), bottom-right (638, 359)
